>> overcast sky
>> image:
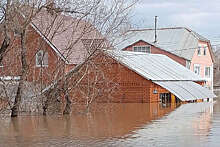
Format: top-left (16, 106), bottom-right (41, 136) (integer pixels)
top-left (133, 0), bottom-right (220, 43)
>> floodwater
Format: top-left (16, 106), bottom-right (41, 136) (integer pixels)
top-left (0, 99), bottom-right (220, 147)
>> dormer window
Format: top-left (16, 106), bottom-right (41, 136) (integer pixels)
top-left (36, 50), bottom-right (48, 67)
top-left (133, 46), bottom-right (150, 53)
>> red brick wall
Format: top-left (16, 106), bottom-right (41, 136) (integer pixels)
top-left (71, 52), bottom-right (170, 103)
top-left (0, 24), bottom-right (66, 86)
top-left (123, 40), bottom-right (187, 67)
top-left (114, 65), bottom-right (169, 103)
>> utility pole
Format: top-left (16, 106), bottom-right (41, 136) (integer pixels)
top-left (154, 16), bottom-right (158, 43)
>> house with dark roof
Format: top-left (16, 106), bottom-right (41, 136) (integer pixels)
top-left (119, 27), bottom-right (215, 90)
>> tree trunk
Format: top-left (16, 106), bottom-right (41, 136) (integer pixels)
top-left (43, 87), bottom-right (60, 115)
top-left (43, 89), bottom-right (53, 115)
top-left (43, 99), bottom-right (49, 115)
top-left (11, 30), bottom-right (27, 117)
top-left (11, 81), bottom-right (22, 117)
top-left (0, 0), bottom-right (11, 63)
top-left (63, 94), bottom-right (71, 115)
top-left (0, 37), bottom-right (10, 63)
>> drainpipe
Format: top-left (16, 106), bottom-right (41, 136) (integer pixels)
top-left (212, 63), bottom-right (214, 91)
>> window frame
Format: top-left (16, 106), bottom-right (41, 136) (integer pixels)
top-left (197, 46), bottom-right (201, 56)
top-left (204, 66), bottom-right (211, 78)
top-left (194, 64), bottom-right (201, 75)
top-left (36, 50), bottom-right (49, 67)
top-left (133, 45), bottom-right (151, 53)
top-left (203, 46), bottom-right (207, 55)
top-left (186, 60), bottom-right (191, 69)
top-left (14, 28), bottom-right (21, 36)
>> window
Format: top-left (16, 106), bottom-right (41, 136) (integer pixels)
top-left (204, 47), bottom-right (207, 55)
top-left (205, 67), bottom-right (211, 78)
top-left (186, 60), bottom-right (191, 69)
top-left (194, 64), bottom-right (200, 75)
top-left (197, 47), bottom-right (201, 55)
top-left (36, 50), bottom-right (48, 67)
top-left (14, 28), bottom-right (20, 36)
top-left (133, 46), bottom-right (150, 53)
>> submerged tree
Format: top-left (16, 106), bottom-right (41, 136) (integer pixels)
top-left (0, 0), bottom-right (138, 117)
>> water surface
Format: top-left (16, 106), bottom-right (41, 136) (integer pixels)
top-left (0, 100), bottom-right (219, 147)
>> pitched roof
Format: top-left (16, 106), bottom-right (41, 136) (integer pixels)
top-left (107, 50), bottom-right (203, 81)
top-left (116, 27), bottom-right (210, 60)
top-left (155, 81), bottom-right (216, 101)
top-left (106, 50), bottom-right (216, 100)
top-left (31, 9), bottom-right (104, 64)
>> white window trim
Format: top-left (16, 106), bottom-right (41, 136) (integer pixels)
top-left (194, 64), bottom-right (201, 75)
top-left (185, 60), bottom-right (191, 69)
top-left (204, 66), bottom-right (211, 79)
top-left (36, 50), bottom-right (49, 67)
top-left (133, 45), bottom-right (151, 53)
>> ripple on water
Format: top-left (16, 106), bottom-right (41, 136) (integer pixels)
top-left (0, 100), bottom-right (220, 147)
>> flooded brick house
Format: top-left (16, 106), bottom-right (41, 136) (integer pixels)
top-left (0, 8), bottom-right (216, 104)
top-left (119, 27), bottom-right (215, 90)
top-left (0, 8), bottom-right (103, 86)
top-left (71, 50), bottom-right (216, 103)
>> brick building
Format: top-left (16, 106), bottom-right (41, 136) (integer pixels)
top-left (0, 8), bottom-right (216, 104)
top-left (0, 8), bottom-right (104, 86)
top-left (72, 50), bottom-right (216, 103)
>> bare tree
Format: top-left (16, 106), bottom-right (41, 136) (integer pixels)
top-left (0, 0), bottom-right (138, 117)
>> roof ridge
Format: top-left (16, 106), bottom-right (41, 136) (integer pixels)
top-left (129, 27), bottom-right (209, 42)
top-left (112, 50), bottom-right (167, 57)
top-left (130, 27), bottom-right (186, 31)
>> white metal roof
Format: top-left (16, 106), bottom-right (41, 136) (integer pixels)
top-left (115, 27), bottom-right (209, 60)
top-left (106, 50), bottom-right (215, 101)
top-left (107, 50), bottom-right (204, 81)
top-left (155, 81), bottom-right (216, 101)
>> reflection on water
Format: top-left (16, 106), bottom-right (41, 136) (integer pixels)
top-left (0, 100), bottom-right (219, 147)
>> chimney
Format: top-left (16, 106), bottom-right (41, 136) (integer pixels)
top-left (154, 16), bottom-right (158, 43)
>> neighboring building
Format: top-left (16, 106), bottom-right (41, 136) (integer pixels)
top-left (73, 50), bottom-right (216, 103)
top-left (119, 27), bottom-right (215, 90)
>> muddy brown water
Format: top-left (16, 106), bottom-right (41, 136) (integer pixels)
top-left (0, 99), bottom-right (220, 147)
